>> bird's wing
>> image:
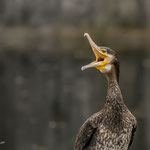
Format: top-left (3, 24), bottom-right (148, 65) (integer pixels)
top-left (128, 120), bottom-right (137, 150)
top-left (74, 112), bottom-right (102, 150)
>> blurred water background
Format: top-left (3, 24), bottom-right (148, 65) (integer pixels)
top-left (0, 0), bottom-right (150, 150)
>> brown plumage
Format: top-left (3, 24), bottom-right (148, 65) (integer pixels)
top-left (74, 33), bottom-right (137, 150)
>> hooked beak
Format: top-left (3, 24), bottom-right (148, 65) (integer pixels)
top-left (81, 33), bottom-right (107, 71)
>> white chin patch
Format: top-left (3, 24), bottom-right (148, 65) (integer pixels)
top-left (99, 64), bottom-right (111, 73)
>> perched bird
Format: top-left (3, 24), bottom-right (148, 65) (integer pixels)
top-left (74, 33), bottom-right (137, 150)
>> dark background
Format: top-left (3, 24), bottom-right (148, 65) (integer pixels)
top-left (0, 0), bottom-right (150, 150)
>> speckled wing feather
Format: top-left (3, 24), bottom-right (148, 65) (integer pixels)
top-left (74, 112), bottom-right (102, 150)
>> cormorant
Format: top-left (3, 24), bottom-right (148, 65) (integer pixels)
top-left (74, 33), bottom-right (137, 150)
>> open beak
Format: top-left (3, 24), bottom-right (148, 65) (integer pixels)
top-left (81, 33), bottom-right (107, 71)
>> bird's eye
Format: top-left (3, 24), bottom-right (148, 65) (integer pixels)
top-left (102, 50), bottom-right (106, 53)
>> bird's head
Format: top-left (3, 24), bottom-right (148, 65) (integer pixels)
top-left (81, 33), bottom-right (119, 77)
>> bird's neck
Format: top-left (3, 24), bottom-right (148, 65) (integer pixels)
top-left (105, 68), bottom-right (124, 106)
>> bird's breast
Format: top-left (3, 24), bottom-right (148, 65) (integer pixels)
top-left (89, 123), bottom-right (132, 150)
